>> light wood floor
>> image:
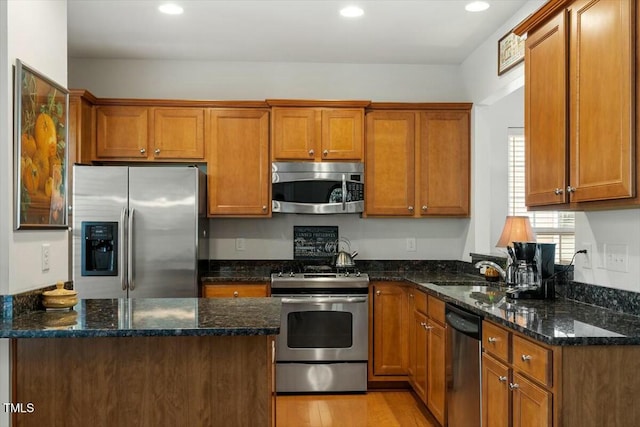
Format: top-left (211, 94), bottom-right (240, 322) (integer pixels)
top-left (276, 391), bottom-right (439, 427)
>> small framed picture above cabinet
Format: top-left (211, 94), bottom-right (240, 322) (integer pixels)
top-left (498, 30), bottom-right (525, 76)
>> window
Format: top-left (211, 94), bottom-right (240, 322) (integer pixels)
top-left (507, 128), bottom-right (575, 263)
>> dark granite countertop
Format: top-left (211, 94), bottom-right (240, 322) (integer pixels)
top-left (409, 280), bottom-right (640, 346)
top-left (0, 298), bottom-right (281, 338)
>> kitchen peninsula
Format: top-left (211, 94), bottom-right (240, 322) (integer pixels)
top-left (1, 297), bottom-right (280, 427)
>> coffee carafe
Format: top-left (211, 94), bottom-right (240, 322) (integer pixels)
top-left (506, 242), bottom-right (556, 299)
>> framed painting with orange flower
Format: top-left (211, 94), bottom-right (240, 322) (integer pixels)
top-left (14, 59), bottom-right (69, 229)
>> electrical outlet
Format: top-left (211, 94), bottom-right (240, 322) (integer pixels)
top-left (235, 238), bottom-right (246, 251)
top-left (582, 242), bottom-right (592, 269)
top-left (41, 244), bottom-right (50, 271)
top-left (604, 243), bottom-right (628, 273)
top-left (406, 238), bottom-right (417, 252)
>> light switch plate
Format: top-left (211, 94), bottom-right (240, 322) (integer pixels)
top-left (581, 242), bottom-right (592, 269)
top-left (604, 243), bottom-right (628, 273)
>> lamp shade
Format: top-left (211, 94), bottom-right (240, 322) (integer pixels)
top-left (496, 216), bottom-right (536, 247)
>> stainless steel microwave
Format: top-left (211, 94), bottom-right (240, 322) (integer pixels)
top-left (272, 162), bottom-right (364, 214)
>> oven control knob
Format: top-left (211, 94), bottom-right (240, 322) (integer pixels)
top-left (289, 271), bottom-right (295, 277)
top-left (345, 271), bottom-right (350, 277)
top-left (277, 271), bottom-right (282, 277)
top-left (356, 271), bottom-right (361, 277)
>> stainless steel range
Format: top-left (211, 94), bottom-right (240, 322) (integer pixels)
top-left (271, 270), bottom-right (369, 393)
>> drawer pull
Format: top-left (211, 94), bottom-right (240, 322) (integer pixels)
top-left (498, 376), bottom-right (507, 383)
top-left (424, 324), bottom-right (433, 330)
top-left (420, 322), bottom-right (426, 327)
top-left (509, 383), bottom-right (519, 391)
top-left (233, 291), bottom-right (239, 297)
top-left (521, 354), bottom-right (532, 362)
top-left (487, 337), bottom-right (497, 343)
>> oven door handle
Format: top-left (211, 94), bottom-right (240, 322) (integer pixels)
top-left (280, 297), bottom-right (367, 304)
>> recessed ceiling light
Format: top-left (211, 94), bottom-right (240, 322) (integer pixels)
top-left (465, 1), bottom-right (490, 12)
top-left (340, 6), bottom-right (364, 18)
top-left (158, 3), bottom-right (184, 15)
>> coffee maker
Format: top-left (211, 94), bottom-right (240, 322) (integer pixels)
top-left (505, 242), bottom-right (556, 299)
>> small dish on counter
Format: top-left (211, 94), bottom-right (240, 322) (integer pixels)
top-left (42, 281), bottom-right (78, 310)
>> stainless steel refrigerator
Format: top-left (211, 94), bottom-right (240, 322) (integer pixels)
top-left (72, 165), bottom-right (208, 299)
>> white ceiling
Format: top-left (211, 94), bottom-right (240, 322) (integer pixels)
top-left (67, 0), bottom-right (529, 65)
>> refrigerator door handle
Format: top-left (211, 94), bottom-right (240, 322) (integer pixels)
top-left (128, 208), bottom-right (135, 291)
top-left (120, 207), bottom-right (128, 291)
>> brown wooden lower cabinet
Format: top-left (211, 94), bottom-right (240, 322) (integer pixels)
top-left (12, 335), bottom-right (274, 427)
top-left (382, 284), bottom-right (446, 426)
top-left (369, 281), bottom-right (409, 380)
top-left (482, 319), bottom-right (640, 427)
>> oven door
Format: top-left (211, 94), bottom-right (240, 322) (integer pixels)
top-left (275, 294), bottom-right (368, 362)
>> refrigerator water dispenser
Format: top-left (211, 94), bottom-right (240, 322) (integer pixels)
top-left (81, 222), bottom-right (118, 276)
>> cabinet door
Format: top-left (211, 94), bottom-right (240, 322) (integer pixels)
top-left (569, 0), bottom-right (634, 202)
top-left (321, 109), bottom-right (364, 160)
top-left (525, 11), bottom-right (568, 206)
top-left (413, 310), bottom-right (428, 403)
top-left (152, 108), bottom-right (204, 159)
top-left (419, 111), bottom-right (470, 216)
top-left (371, 282), bottom-right (409, 376)
top-left (426, 320), bottom-right (446, 426)
top-left (482, 353), bottom-right (510, 427)
top-left (272, 107), bottom-right (318, 160)
top-left (365, 111), bottom-right (416, 216)
top-left (96, 106), bottom-right (150, 159)
top-left (207, 109), bottom-right (270, 216)
top-left (512, 372), bottom-right (552, 427)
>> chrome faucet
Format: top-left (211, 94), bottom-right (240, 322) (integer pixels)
top-left (474, 261), bottom-right (506, 280)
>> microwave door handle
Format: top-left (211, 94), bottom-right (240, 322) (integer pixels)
top-left (120, 208), bottom-right (128, 291)
top-left (342, 174), bottom-right (347, 211)
top-left (127, 208), bottom-right (135, 290)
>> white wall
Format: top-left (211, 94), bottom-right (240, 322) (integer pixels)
top-left (2, 1), bottom-right (67, 423)
top-left (210, 215), bottom-right (469, 260)
top-left (2, 0), bottom-right (69, 295)
top-left (69, 59), bottom-right (465, 102)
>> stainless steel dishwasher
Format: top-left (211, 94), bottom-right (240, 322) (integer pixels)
top-left (446, 303), bottom-right (482, 427)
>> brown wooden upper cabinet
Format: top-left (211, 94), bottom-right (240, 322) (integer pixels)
top-left (95, 105), bottom-right (205, 161)
top-left (206, 109), bottom-right (270, 216)
top-left (518, 0), bottom-right (636, 208)
top-left (269, 100), bottom-right (367, 161)
top-left (365, 104), bottom-right (471, 217)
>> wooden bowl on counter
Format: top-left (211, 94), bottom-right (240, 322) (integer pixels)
top-left (42, 281), bottom-right (78, 310)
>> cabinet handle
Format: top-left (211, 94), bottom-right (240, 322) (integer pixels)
top-left (420, 322), bottom-right (426, 327)
top-left (567, 186), bottom-right (576, 193)
top-left (487, 337), bottom-right (497, 343)
top-left (498, 376), bottom-right (508, 383)
top-left (521, 354), bottom-right (532, 362)
top-left (271, 340), bottom-right (276, 364)
top-left (233, 291), bottom-right (239, 297)
top-left (262, 205), bottom-right (267, 211)
top-left (139, 148), bottom-right (146, 154)
top-left (409, 293), bottom-right (414, 298)
top-left (308, 149), bottom-right (315, 156)
top-left (424, 324), bottom-right (433, 330)
top-left (408, 206), bottom-right (414, 212)
top-left (154, 148), bottom-right (161, 155)
top-left (554, 188), bottom-right (564, 195)
top-left (509, 383), bottom-right (519, 391)
top-left (421, 205), bottom-right (427, 211)
top-left (376, 290), bottom-right (381, 296)
top-left (323, 150), bottom-right (329, 157)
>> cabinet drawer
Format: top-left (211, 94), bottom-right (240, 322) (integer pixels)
top-left (412, 289), bottom-right (427, 314)
top-left (483, 321), bottom-right (510, 363)
top-left (427, 295), bottom-right (445, 325)
top-left (202, 283), bottom-right (268, 298)
top-left (512, 335), bottom-right (552, 387)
